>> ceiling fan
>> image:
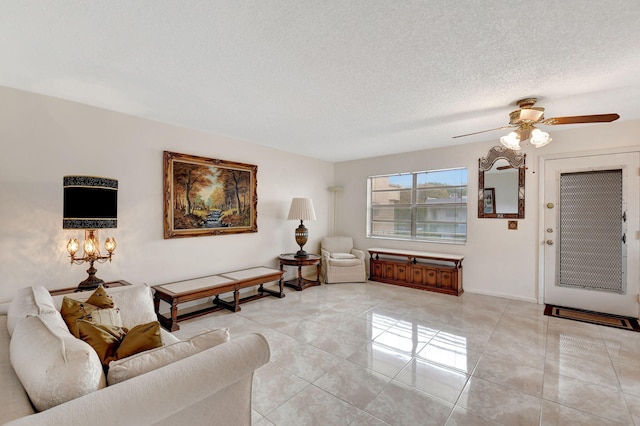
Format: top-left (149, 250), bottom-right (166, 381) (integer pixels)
top-left (452, 98), bottom-right (620, 150)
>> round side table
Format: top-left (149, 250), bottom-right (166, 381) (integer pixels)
top-left (278, 253), bottom-right (321, 291)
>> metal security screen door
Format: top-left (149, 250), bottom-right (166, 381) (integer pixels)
top-left (543, 152), bottom-right (639, 317)
top-left (558, 170), bottom-right (625, 293)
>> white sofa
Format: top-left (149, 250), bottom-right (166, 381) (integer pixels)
top-left (0, 284), bottom-right (270, 425)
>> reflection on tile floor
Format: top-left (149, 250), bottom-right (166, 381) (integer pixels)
top-left (173, 281), bottom-right (640, 425)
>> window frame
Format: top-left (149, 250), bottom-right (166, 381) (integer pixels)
top-left (367, 167), bottom-right (468, 244)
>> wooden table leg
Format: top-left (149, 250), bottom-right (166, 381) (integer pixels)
top-left (153, 293), bottom-right (160, 315)
top-left (258, 281), bottom-right (286, 298)
top-left (233, 289), bottom-right (240, 311)
top-left (280, 263), bottom-right (285, 292)
top-left (214, 294), bottom-right (241, 312)
top-left (169, 300), bottom-right (180, 332)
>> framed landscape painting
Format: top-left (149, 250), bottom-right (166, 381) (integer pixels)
top-left (163, 151), bottom-right (258, 239)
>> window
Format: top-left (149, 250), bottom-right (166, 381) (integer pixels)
top-left (368, 168), bottom-right (467, 243)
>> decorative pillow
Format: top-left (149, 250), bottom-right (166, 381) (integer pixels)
top-left (60, 285), bottom-right (125, 337)
top-left (77, 320), bottom-right (162, 368)
top-left (7, 286), bottom-right (59, 336)
top-left (60, 297), bottom-right (99, 338)
top-left (77, 319), bottom-right (126, 367)
top-left (114, 321), bottom-right (163, 360)
top-left (10, 315), bottom-right (106, 411)
top-left (107, 328), bottom-right (230, 385)
top-left (89, 307), bottom-right (123, 328)
top-left (106, 284), bottom-right (157, 329)
top-left (330, 252), bottom-right (357, 259)
top-left (85, 285), bottom-right (115, 309)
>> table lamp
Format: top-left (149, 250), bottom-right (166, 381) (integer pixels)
top-left (63, 176), bottom-right (118, 290)
top-left (287, 197), bottom-right (316, 257)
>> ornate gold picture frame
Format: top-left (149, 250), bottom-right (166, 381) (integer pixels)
top-left (163, 151), bottom-right (258, 239)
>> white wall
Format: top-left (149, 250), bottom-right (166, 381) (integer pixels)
top-left (0, 87), bottom-right (334, 303)
top-left (334, 120), bottom-right (640, 303)
top-left (2, 85), bottom-right (638, 304)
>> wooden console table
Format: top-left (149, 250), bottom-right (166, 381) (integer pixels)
top-left (152, 267), bottom-right (284, 331)
top-left (368, 248), bottom-right (464, 296)
top-left (50, 280), bottom-right (132, 296)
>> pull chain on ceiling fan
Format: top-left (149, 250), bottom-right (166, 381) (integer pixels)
top-left (452, 98), bottom-right (620, 150)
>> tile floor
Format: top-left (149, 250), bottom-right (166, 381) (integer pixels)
top-left (171, 281), bottom-right (640, 425)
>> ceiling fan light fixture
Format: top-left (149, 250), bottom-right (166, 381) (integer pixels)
top-left (530, 128), bottom-right (552, 148)
top-left (519, 108), bottom-right (545, 122)
top-left (452, 98), bottom-right (619, 146)
top-left (500, 131), bottom-right (521, 150)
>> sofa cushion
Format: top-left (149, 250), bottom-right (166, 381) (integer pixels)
top-left (327, 257), bottom-right (364, 267)
top-left (7, 286), bottom-right (59, 336)
top-left (77, 320), bottom-right (163, 368)
top-left (10, 314), bottom-right (106, 411)
top-left (107, 284), bottom-right (157, 328)
top-left (330, 252), bottom-right (357, 259)
top-left (107, 328), bottom-right (230, 385)
top-left (321, 236), bottom-right (355, 254)
top-left (0, 315), bottom-right (35, 424)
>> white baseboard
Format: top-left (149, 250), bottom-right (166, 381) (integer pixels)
top-left (463, 287), bottom-right (539, 304)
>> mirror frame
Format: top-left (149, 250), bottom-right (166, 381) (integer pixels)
top-left (478, 146), bottom-right (526, 219)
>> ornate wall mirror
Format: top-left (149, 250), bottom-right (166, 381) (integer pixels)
top-left (478, 146), bottom-right (525, 218)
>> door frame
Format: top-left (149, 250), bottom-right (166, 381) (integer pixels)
top-left (537, 146), bottom-right (640, 305)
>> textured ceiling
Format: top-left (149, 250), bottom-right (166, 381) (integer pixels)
top-left (2, 1), bottom-right (639, 162)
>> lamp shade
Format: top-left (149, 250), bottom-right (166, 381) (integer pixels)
top-left (499, 131), bottom-right (521, 151)
top-left (63, 176), bottom-right (118, 229)
top-left (287, 198), bottom-right (316, 221)
top-left (529, 128), bottom-right (552, 148)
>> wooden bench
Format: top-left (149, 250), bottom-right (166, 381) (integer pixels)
top-left (152, 266), bottom-right (284, 331)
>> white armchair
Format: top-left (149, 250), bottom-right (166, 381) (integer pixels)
top-left (321, 236), bottom-right (367, 283)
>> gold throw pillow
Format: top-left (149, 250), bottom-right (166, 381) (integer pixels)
top-left (60, 297), bottom-right (98, 338)
top-left (77, 320), bottom-right (163, 368)
top-left (85, 284), bottom-right (115, 309)
top-left (115, 321), bottom-right (163, 360)
top-left (77, 320), bottom-right (127, 367)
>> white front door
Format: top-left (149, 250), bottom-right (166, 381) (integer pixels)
top-left (543, 152), bottom-right (639, 317)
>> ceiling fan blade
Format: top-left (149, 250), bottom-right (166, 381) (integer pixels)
top-left (541, 113), bottom-right (620, 125)
top-left (452, 125), bottom-right (515, 138)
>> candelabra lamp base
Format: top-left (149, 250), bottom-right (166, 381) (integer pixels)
top-left (294, 220), bottom-right (309, 258)
top-left (76, 263), bottom-right (105, 291)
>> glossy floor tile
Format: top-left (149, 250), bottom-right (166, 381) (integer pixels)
top-left (175, 281), bottom-right (640, 425)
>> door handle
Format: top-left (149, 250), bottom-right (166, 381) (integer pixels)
top-left (546, 240), bottom-right (554, 245)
